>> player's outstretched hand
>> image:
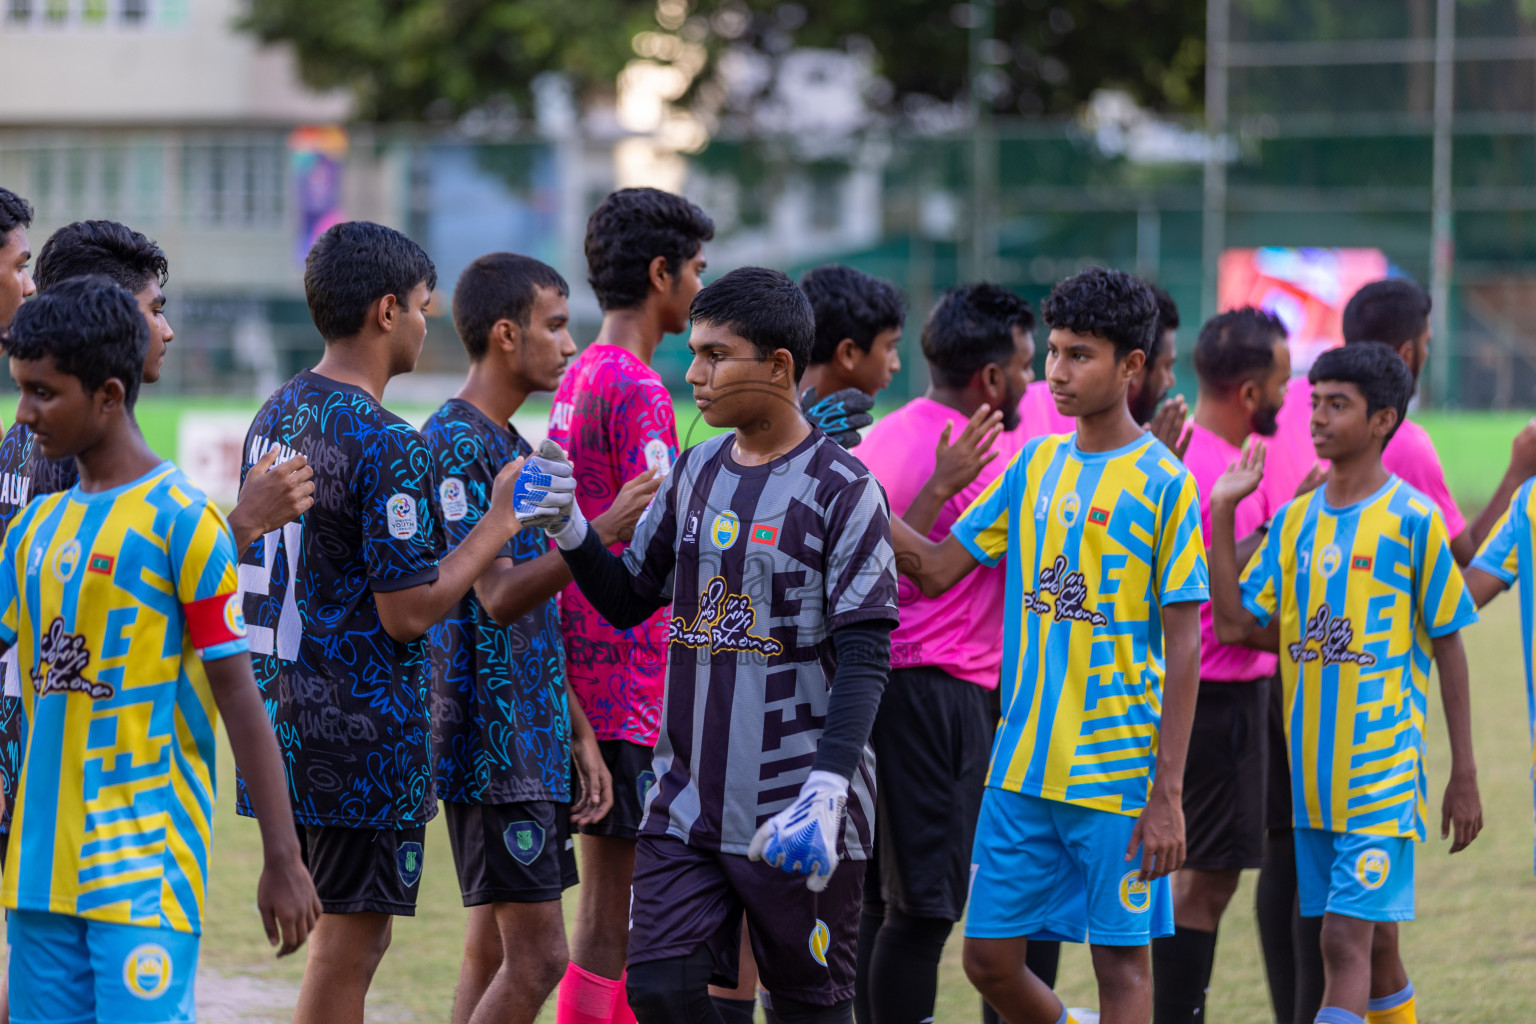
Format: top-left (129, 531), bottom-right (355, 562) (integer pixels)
top-left (258, 847), bottom-right (322, 957)
top-left (504, 440), bottom-right (576, 531)
top-left (1211, 438), bottom-right (1266, 509)
top-left (1127, 789), bottom-right (1185, 881)
top-left (748, 770), bottom-right (848, 892)
top-left (570, 729), bottom-right (615, 826)
top-left (1508, 417), bottom-right (1536, 483)
top-left (593, 468), bottom-right (662, 546)
top-left (801, 387), bottom-right (876, 448)
top-left (1146, 395), bottom-right (1192, 460)
top-left (231, 448), bottom-right (315, 546)
top-left (1441, 771), bottom-right (1483, 853)
top-left (1294, 461), bottom-right (1327, 498)
top-left (930, 404), bottom-right (1005, 499)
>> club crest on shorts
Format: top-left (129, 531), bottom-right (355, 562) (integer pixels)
top-left (808, 919), bottom-right (830, 966)
top-left (1055, 493), bottom-right (1081, 529)
top-left (123, 943), bottom-right (173, 1000)
top-left (504, 820), bottom-right (547, 866)
top-left (712, 511), bottom-right (740, 549)
top-left (397, 840), bottom-right (424, 887)
top-left (1355, 848), bottom-right (1390, 890)
top-left (1118, 871), bottom-right (1152, 913)
top-left (637, 769), bottom-right (657, 808)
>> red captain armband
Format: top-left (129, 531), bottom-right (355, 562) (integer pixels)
top-left (184, 592), bottom-right (247, 652)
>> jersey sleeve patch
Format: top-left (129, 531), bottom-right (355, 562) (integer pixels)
top-left (185, 591), bottom-right (249, 657)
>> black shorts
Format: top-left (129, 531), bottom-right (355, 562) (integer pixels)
top-left (574, 739), bottom-right (655, 840)
top-left (865, 665), bottom-right (993, 920)
top-left (298, 823), bottom-right (427, 916)
top-left (628, 835), bottom-right (864, 1006)
top-left (1266, 670), bottom-right (1294, 832)
top-left (1183, 677), bottom-right (1269, 872)
top-left (444, 800), bottom-right (579, 905)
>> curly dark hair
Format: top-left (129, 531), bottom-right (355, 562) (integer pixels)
top-left (452, 253), bottom-right (569, 361)
top-left (0, 187), bottom-right (32, 249)
top-left (799, 264), bottom-right (906, 365)
top-left (304, 221), bottom-right (437, 341)
top-left (35, 220), bottom-right (168, 296)
top-left (690, 267), bottom-right (814, 382)
top-left (921, 283), bottom-right (1035, 389)
top-left (7, 275), bottom-right (149, 408)
top-left (1042, 267), bottom-right (1158, 361)
top-left (1194, 307), bottom-right (1288, 393)
top-left (1309, 342), bottom-right (1414, 444)
top-left (585, 188), bottom-right (714, 312)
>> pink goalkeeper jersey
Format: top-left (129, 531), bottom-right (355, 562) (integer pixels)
top-left (1181, 421), bottom-right (1278, 682)
top-left (548, 344), bottom-right (678, 745)
top-left (855, 398), bottom-right (1029, 688)
top-left (1272, 375), bottom-right (1465, 538)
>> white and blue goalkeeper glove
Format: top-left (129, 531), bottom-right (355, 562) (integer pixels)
top-left (748, 770), bottom-right (848, 892)
top-left (513, 439), bottom-right (579, 533)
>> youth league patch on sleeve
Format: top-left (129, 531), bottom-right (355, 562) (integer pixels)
top-left (644, 438), bottom-right (672, 475)
top-left (386, 493), bottom-right (419, 539)
top-left (439, 478), bottom-right (469, 521)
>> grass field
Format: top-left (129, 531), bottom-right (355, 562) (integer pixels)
top-left (109, 400), bottom-right (1536, 1020)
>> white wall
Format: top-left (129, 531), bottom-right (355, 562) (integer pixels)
top-left (0, 0), bottom-right (349, 126)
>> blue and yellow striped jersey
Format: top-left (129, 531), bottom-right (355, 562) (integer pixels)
top-left (1241, 477), bottom-right (1476, 841)
top-left (951, 433), bottom-right (1209, 816)
top-left (0, 462), bottom-right (248, 933)
top-left (1471, 477), bottom-right (1536, 870)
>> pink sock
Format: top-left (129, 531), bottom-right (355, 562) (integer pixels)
top-left (611, 970), bottom-right (638, 1024)
top-left (556, 962), bottom-right (625, 1024)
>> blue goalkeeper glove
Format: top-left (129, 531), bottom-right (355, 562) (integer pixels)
top-left (801, 387), bottom-right (875, 448)
top-left (512, 439), bottom-right (577, 532)
top-left (748, 770), bottom-right (848, 892)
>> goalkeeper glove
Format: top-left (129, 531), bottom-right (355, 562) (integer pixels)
top-left (801, 387), bottom-right (875, 448)
top-left (748, 770), bottom-right (848, 892)
top-left (513, 439), bottom-right (578, 533)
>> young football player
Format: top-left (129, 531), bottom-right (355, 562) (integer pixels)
top-left (0, 277), bottom-right (320, 1023)
top-left (525, 266), bottom-right (898, 1024)
top-left (894, 268), bottom-right (1206, 1024)
top-left (238, 222), bottom-right (527, 1024)
top-left (1150, 308), bottom-right (1290, 1024)
top-left (423, 252), bottom-right (659, 1024)
top-left (1210, 343), bottom-right (1482, 1024)
top-left (0, 187), bottom-right (35, 330)
top-left (794, 264), bottom-right (906, 448)
top-left (853, 282), bottom-right (1033, 1024)
top-left (547, 187), bottom-right (713, 1024)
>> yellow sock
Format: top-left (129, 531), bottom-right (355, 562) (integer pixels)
top-left (1366, 991), bottom-right (1417, 1024)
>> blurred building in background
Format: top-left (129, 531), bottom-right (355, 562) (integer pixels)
top-left (6, 0), bottom-right (1536, 410)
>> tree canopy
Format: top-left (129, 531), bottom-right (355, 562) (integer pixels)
top-left (240, 0), bottom-right (1208, 123)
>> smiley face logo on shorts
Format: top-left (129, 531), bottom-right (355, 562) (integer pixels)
top-left (1355, 848), bottom-right (1390, 890)
top-left (808, 919), bottom-right (830, 967)
top-left (1118, 871), bottom-right (1152, 914)
top-left (123, 943), bottom-right (173, 1000)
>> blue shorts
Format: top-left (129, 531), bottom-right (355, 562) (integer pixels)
top-left (7, 910), bottom-right (199, 1024)
top-left (965, 788), bottom-right (1173, 946)
top-left (1294, 828), bottom-right (1415, 922)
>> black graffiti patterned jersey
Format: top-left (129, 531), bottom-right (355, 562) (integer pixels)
top-left (235, 371), bottom-right (445, 828)
top-left (620, 429), bottom-right (899, 858)
top-left (0, 423), bottom-right (77, 834)
top-left (422, 398), bottom-right (570, 805)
